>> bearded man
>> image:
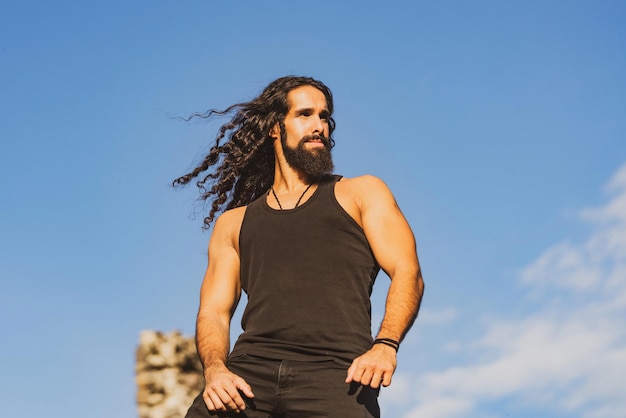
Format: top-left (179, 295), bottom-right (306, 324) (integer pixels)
top-left (174, 76), bottom-right (424, 418)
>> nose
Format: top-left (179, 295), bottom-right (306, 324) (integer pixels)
top-left (312, 115), bottom-right (325, 134)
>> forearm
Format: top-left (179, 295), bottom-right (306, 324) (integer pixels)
top-left (346, 268), bottom-right (423, 388)
top-left (195, 311), bottom-right (231, 372)
top-left (376, 267), bottom-right (424, 342)
top-left (195, 307), bottom-right (254, 413)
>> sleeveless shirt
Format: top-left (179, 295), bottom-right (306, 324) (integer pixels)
top-left (229, 175), bottom-right (380, 363)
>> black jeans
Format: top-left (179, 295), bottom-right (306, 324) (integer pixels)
top-left (185, 354), bottom-right (380, 418)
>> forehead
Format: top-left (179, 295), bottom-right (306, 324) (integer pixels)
top-left (287, 85), bottom-right (328, 111)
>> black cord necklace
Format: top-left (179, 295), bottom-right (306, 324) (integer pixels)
top-left (269, 183), bottom-right (314, 210)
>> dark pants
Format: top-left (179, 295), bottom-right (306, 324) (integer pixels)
top-left (185, 354), bottom-right (380, 418)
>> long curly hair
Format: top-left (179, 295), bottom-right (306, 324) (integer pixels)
top-left (173, 76), bottom-right (336, 229)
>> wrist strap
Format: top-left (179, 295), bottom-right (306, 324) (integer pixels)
top-left (373, 338), bottom-right (399, 352)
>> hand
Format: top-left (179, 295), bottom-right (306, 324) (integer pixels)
top-left (202, 364), bottom-right (254, 413)
top-left (345, 344), bottom-right (397, 389)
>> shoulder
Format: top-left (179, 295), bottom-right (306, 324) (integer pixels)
top-left (217, 205), bottom-right (247, 224)
top-left (338, 174), bottom-right (389, 189)
top-left (211, 206), bottom-right (247, 249)
top-left (336, 174), bottom-right (395, 207)
top-left (334, 175), bottom-right (396, 227)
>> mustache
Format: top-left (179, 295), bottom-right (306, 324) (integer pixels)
top-left (301, 134), bottom-right (331, 148)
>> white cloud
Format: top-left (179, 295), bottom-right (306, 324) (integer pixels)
top-left (520, 241), bottom-right (603, 292)
top-left (400, 162), bottom-right (626, 418)
top-left (419, 307), bottom-right (458, 325)
top-left (383, 372), bottom-right (413, 406)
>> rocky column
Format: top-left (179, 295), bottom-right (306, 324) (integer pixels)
top-left (136, 330), bottom-right (203, 418)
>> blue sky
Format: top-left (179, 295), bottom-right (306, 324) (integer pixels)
top-left (1, 1), bottom-right (625, 417)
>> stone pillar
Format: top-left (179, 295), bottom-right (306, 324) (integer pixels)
top-left (136, 330), bottom-right (204, 418)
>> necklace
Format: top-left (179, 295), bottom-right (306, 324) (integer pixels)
top-left (269, 183), bottom-right (314, 210)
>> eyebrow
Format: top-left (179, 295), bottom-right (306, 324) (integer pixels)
top-left (293, 107), bottom-right (329, 116)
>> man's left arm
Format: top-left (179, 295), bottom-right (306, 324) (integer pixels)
top-left (345, 175), bottom-right (425, 389)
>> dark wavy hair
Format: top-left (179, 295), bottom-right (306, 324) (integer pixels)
top-left (173, 75), bottom-right (336, 229)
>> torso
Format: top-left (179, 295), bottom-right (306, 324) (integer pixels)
top-left (224, 176), bottom-right (367, 257)
top-left (229, 175), bottom-right (380, 361)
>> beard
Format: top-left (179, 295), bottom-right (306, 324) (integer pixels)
top-left (281, 132), bottom-right (334, 181)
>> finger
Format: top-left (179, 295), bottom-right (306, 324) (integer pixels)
top-left (369, 370), bottom-right (384, 389)
top-left (345, 361), bottom-right (357, 383)
top-left (360, 368), bottom-right (374, 386)
top-left (350, 364), bottom-right (365, 384)
top-left (216, 386), bottom-right (244, 412)
top-left (205, 375), bottom-right (244, 412)
top-left (381, 370), bottom-right (393, 387)
top-left (235, 376), bottom-right (255, 398)
top-left (206, 390), bottom-right (227, 412)
top-left (205, 381), bottom-right (234, 412)
top-left (202, 391), bottom-right (216, 412)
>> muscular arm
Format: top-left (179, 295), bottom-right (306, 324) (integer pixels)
top-left (363, 177), bottom-right (423, 343)
top-left (343, 175), bottom-right (425, 388)
top-left (195, 208), bottom-right (254, 413)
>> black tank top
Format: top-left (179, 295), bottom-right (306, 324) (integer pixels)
top-left (230, 175), bottom-right (380, 362)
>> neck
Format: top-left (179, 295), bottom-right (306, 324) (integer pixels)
top-left (272, 148), bottom-right (312, 193)
top-left (268, 156), bottom-right (317, 210)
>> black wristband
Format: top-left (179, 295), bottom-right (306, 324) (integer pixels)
top-left (373, 338), bottom-right (399, 352)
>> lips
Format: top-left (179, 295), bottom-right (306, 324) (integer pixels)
top-left (302, 135), bottom-right (330, 148)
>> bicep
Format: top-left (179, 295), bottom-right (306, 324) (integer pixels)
top-left (360, 179), bottom-right (418, 278)
top-left (198, 216), bottom-right (242, 319)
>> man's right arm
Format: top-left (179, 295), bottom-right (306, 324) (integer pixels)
top-left (195, 207), bottom-right (254, 413)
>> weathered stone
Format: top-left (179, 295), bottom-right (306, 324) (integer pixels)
top-left (136, 330), bottom-right (203, 418)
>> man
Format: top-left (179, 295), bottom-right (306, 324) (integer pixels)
top-left (174, 76), bottom-right (424, 417)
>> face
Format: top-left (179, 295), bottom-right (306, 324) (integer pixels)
top-left (275, 85), bottom-right (334, 178)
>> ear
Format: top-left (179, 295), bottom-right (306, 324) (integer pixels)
top-left (269, 122), bottom-right (280, 140)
